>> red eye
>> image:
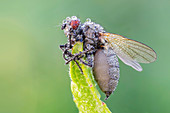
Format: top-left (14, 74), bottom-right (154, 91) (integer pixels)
top-left (70, 20), bottom-right (80, 30)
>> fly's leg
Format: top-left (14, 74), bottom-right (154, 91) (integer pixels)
top-left (60, 40), bottom-right (94, 74)
top-left (59, 44), bottom-right (67, 51)
top-left (60, 43), bottom-right (73, 61)
top-left (62, 49), bottom-right (93, 74)
top-left (60, 33), bottom-right (76, 61)
top-left (68, 34), bottom-right (73, 49)
top-left (65, 48), bottom-right (94, 65)
top-left (74, 60), bottom-right (84, 74)
top-left (79, 58), bottom-right (93, 67)
top-left (63, 50), bottom-right (72, 61)
top-left (69, 54), bottom-right (92, 74)
top-left (60, 44), bottom-right (92, 74)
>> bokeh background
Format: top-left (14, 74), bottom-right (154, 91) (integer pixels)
top-left (0, 0), bottom-right (169, 113)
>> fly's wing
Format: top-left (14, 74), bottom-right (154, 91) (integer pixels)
top-left (99, 33), bottom-right (157, 71)
top-left (117, 56), bottom-right (143, 71)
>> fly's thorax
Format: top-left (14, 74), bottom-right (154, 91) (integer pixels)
top-left (93, 48), bottom-right (120, 99)
top-left (81, 19), bottom-right (106, 52)
top-left (82, 19), bottom-right (105, 38)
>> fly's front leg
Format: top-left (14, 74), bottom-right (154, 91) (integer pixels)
top-left (60, 34), bottom-right (75, 61)
top-left (60, 42), bottom-right (94, 74)
top-left (65, 48), bottom-right (93, 64)
top-left (60, 44), bottom-right (74, 61)
top-left (63, 49), bottom-right (72, 61)
top-left (59, 44), bottom-right (67, 52)
top-left (68, 34), bottom-right (73, 49)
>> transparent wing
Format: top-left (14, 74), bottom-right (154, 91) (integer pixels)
top-left (100, 33), bottom-right (157, 71)
top-left (118, 56), bottom-right (143, 71)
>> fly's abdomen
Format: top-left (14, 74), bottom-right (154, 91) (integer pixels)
top-left (93, 48), bottom-right (120, 100)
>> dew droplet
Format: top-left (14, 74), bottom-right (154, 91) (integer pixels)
top-left (71, 16), bottom-right (77, 20)
top-left (66, 17), bottom-right (71, 21)
top-left (62, 19), bottom-right (66, 24)
top-left (86, 18), bottom-right (91, 22)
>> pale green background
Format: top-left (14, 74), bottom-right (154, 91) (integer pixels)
top-left (0, 0), bottom-right (169, 113)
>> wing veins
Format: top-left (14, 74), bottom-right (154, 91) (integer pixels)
top-left (129, 45), bottom-right (155, 59)
top-left (113, 40), bottom-right (151, 62)
top-left (126, 41), bottom-right (155, 57)
top-left (113, 42), bottom-right (134, 58)
top-left (128, 46), bottom-right (151, 62)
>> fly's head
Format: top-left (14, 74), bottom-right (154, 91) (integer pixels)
top-left (61, 16), bottom-right (81, 36)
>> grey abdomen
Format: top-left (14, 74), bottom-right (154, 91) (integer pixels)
top-left (93, 48), bottom-right (120, 100)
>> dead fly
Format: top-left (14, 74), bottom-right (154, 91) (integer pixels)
top-left (59, 16), bottom-right (157, 100)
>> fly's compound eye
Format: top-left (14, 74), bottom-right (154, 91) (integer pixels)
top-left (70, 16), bottom-right (80, 30)
top-left (70, 20), bottom-right (80, 30)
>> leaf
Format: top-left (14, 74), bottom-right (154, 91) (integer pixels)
top-left (69, 42), bottom-right (111, 113)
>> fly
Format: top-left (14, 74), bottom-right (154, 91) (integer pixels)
top-left (59, 16), bottom-right (157, 100)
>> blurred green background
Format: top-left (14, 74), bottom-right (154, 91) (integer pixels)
top-left (0, 0), bottom-right (169, 113)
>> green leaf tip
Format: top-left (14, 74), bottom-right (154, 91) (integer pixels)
top-left (69, 42), bottom-right (111, 113)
